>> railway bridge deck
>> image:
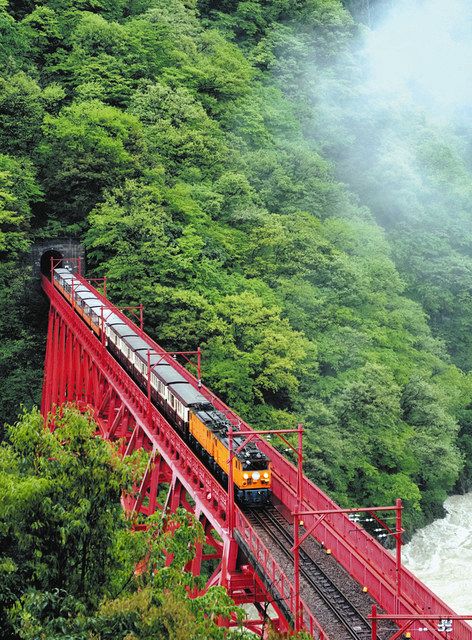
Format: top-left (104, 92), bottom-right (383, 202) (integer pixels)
top-left (40, 266), bottom-right (471, 640)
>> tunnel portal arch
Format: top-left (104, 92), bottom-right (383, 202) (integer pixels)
top-left (32, 239), bottom-right (85, 280)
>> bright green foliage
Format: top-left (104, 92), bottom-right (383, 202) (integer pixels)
top-left (0, 154), bottom-right (40, 259)
top-left (1, 408), bottom-right (253, 640)
top-left (20, 6), bottom-right (63, 66)
top-left (192, 30), bottom-right (254, 112)
top-left (401, 377), bottom-right (463, 520)
top-left (38, 100), bottom-right (143, 222)
top-left (206, 291), bottom-right (315, 409)
top-left (129, 82), bottom-right (227, 179)
top-left (0, 157), bottom-right (43, 432)
top-left (199, 0), bottom-right (355, 55)
top-left (0, 1), bottom-right (29, 71)
top-left (85, 180), bottom-right (314, 415)
top-left (0, 73), bottom-right (43, 154)
top-left (0, 409), bottom-right (137, 615)
top-left (10, 508), bottom-right (247, 640)
top-left (0, 0), bottom-right (471, 540)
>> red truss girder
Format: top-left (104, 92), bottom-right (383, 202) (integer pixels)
top-left (42, 272), bottom-right (471, 640)
top-left (41, 276), bottom-right (319, 637)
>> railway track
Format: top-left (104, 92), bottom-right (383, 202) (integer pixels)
top-left (245, 505), bottom-right (378, 640)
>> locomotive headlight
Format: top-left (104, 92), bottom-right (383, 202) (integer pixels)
top-left (243, 473), bottom-right (249, 480)
top-left (263, 472), bottom-right (269, 479)
top-left (252, 472), bottom-right (261, 481)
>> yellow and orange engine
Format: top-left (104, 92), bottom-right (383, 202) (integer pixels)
top-left (189, 409), bottom-right (271, 505)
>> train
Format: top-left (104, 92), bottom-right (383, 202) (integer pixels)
top-left (53, 267), bottom-right (271, 505)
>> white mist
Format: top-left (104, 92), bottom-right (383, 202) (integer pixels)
top-left (364, 0), bottom-right (472, 123)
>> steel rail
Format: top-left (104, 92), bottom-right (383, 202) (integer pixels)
top-left (247, 506), bottom-right (378, 640)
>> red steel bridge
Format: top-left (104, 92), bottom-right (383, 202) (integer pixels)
top-left (40, 263), bottom-right (472, 640)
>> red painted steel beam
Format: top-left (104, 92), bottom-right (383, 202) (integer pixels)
top-left (42, 272), bottom-right (471, 640)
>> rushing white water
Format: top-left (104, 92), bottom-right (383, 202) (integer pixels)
top-left (402, 493), bottom-right (472, 613)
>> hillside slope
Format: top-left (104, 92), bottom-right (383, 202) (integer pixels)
top-left (1, 0), bottom-right (471, 530)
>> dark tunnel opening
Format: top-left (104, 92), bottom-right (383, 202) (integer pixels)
top-left (40, 249), bottom-right (63, 278)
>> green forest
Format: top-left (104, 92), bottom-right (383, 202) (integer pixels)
top-left (2, 0), bottom-right (472, 613)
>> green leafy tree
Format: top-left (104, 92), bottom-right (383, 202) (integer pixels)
top-left (331, 364), bottom-right (422, 510)
top-left (0, 156), bottom-right (43, 430)
top-left (1, 407), bottom-right (255, 640)
top-left (0, 0), bottom-right (470, 534)
top-left (0, 1), bottom-right (28, 70)
top-left (38, 100), bottom-right (143, 222)
top-left (129, 82), bottom-right (227, 179)
top-left (401, 378), bottom-right (462, 520)
top-left (0, 408), bottom-right (139, 626)
top-left (0, 73), bottom-right (43, 154)
top-left (21, 6), bottom-right (62, 65)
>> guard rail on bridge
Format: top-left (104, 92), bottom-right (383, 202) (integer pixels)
top-left (41, 271), bottom-right (470, 640)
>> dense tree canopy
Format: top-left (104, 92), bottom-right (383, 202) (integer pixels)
top-left (0, 408), bottom-right (262, 640)
top-left (0, 0), bottom-right (471, 542)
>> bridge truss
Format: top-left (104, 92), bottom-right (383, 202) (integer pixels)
top-left (41, 271), bottom-right (471, 640)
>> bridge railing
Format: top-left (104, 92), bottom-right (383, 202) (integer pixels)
top-left (250, 448), bottom-right (472, 639)
top-left (43, 275), bottom-right (230, 532)
top-left (160, 338), bottom-right (469, 637)
top-left (235, 510), bottom-right (328, 640)
top-left (44, 274), bottom-right (330, 634)
top-left (56, 273), bottom-right (471, 640)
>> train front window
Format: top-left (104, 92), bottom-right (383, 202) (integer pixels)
top-left (242, 460), bottom-right (269, 471)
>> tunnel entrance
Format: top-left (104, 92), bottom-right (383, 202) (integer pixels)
top-left (40, 249), bottom-right (63, 278)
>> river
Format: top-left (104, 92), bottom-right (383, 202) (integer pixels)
top-left (402, 492), bottom-right (472, 613)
